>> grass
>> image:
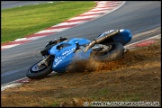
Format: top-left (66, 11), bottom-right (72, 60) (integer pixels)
top-left (90, 88), bottom-right (109, 101)
top-left (122, 93), bottom-right (141, 101)
top-left (1, 1), bottom-right (96, 44)
top-left (51, 102), bottom-right (60, 107)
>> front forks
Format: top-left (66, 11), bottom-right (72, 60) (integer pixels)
top-left (37, 55), bottom-right (51, 67)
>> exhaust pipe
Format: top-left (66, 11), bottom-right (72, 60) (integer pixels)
top-left (84, 30), bottom-right (119, 52)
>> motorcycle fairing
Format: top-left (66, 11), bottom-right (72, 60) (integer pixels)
top-left (72, 46), bottom-right (92, 61)
top-left (112, 29), bottom-right (132, 45)
top-left (68, 38), bottom-right (91, 46)
top-left (97, 29), bottom-right (132, 45)
top-left (48, 38), bottom-right (91, 73)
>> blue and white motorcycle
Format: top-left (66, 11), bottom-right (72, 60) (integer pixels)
top-left (26, 29), bottom-right (132, 79)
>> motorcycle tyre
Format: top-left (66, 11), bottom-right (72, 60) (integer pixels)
top-left (26, 60), bottom-right (52, 79)
top-left (91, 42), bottom-right (124, 62)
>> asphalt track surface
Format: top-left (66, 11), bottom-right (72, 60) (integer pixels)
top-left (1, 1), bottom-right (161, 84)
top-left (1, 1), bottom-right (56, 10)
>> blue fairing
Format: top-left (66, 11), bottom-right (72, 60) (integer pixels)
top-left (73, 47), bottom-right (92, 61)
top-left (112, 29), bottom-right (132, 45)
top-left (97, 29), bottom-right (132, 45)
top-left (69, 38), bottom-right (91, 45)
top-left (48, 38), bottom-right (91, 73)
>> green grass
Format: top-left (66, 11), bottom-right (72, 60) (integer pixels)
top-left (1, 1), bottom-right (96, 44)
top-left (89, 88), bottom-right (141, 102)
top-left (51, 102), bottom-right (60, 107)
top-left (90, 88), bottom-right (110, 100)
top-left (122, 93), bottom-right (141, 101)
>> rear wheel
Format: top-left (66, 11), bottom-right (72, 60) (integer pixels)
top-left (26, 60), bottom-right (52, 79)
top-left (91, 42), bottom-right (124, 62)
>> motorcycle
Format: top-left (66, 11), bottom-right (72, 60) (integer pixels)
top-left (26, 29), bottom-right (132, 79)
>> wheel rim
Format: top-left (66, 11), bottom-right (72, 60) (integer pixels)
top-left (31, 63), bottom-right (46, 73)
top-left (107, 45), bottom-right (112, 51)
top-left (106, 43), bottom-right (117, 52)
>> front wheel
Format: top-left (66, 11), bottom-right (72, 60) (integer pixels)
top-left (26, 60), bottom-right (52, 79)
top-left (91, 42), bottom-right (124, 62)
